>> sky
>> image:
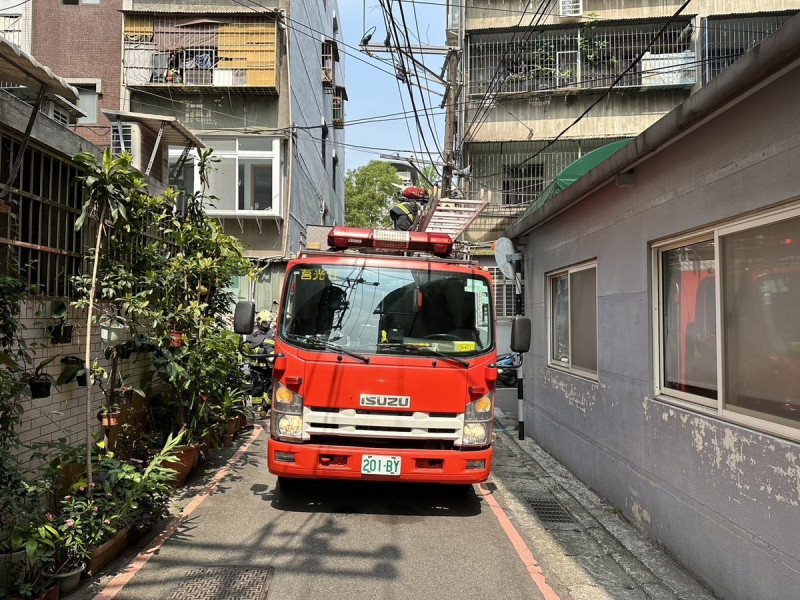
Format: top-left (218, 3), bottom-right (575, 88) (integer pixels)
top-left (336, 1), bottom-right (448, 174)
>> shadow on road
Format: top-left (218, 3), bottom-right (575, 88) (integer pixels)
top-left (259, 479), bottom-right (483, 517)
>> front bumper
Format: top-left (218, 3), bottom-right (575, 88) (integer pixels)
top-left (267, 438), bottom-right (493, 484)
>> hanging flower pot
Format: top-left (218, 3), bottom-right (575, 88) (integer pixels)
top-left (100, 323), bottom-right (127, 347)
top-left (46, 322), bottom-right (74, 344)
top-left (29, 377), bottom-right (52, 399)
top-left (97, 410), bottom-right (121, 428)
top-left (169, 330), bottom-right (184, 348)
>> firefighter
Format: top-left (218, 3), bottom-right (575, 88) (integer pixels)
top-left (389, 198), bottom-right (419, 231)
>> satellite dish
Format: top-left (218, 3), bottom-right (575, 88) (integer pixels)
top-left (493, 237), bottom-right (515, 280)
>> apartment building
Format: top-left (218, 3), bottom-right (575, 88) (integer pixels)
top-left (29, 0), bottom-right (345, 304)
top-left (447, 1), bottom-right (798, 243)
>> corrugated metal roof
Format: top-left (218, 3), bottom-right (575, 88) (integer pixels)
top-left (0, 38), bottom-right (78, 103)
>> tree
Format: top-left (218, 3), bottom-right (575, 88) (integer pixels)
top-left (344, 161), bottom-right (402, 228)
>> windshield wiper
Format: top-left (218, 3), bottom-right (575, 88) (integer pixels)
top-left (381, 343), bottom-right (469, 368)
top-left (287, 334), bottom-right (370, 363)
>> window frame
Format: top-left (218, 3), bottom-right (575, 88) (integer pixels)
top-left (169, 136), bottom-right (282, 218)
top-left (547, 260), bottom-right (598, 379)
top-left (652, 201), bottom-right (800, 442)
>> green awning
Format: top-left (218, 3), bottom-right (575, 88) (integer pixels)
top-left (517, 138), bottom-right (634, 220)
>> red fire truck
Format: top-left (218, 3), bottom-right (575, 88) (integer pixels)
top-left (234, 226), bottom-right (530, 485)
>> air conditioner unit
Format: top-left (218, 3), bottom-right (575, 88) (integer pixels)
top-left (559, 0), bottom-right (582, 17)
top-left (322, 67), bottom-right (334, 85)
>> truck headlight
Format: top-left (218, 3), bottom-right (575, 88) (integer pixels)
top-left (465, 395), bottom-right (492, 420)
top-left (273, 383), bottom-right (302, 414)
top-left (461, 395), bottom-right (493, 447)
top-left (462, 422), bottom-right (489, 446)
top-left (277, 415), bottom-right (303, 439)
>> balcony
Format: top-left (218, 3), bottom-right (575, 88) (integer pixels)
top-left (123, 15), bottom-right (278, 94)
top-left (468, 19), bottom-right (696, 96)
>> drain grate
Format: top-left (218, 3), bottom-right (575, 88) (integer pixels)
top-left (527, 496), bottom-right (575, 524)
top-left (166, 566), bottom-right (274, 600)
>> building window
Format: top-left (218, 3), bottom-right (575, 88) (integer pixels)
top-left (548, 262), bottom-right (597, 376)
top-left (0, 14), bottom-right (21, 45)
top-left (169, 137), bottom-right (281, 216)
top-left (655, 204), bottom-right (800, 439)
top-left (487, 266), bottom-right (524, 318)
top-left (75, 84), bottom-right (98, 124)
top-left (0, 134), bottom-right (83, 297)
top-left (503, 164), bottom-right (543, 205)
top-left (321, 121), bottom-right (328, 167)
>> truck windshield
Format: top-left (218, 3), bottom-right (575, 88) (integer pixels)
top-left (279, 263), bottom-right (493, 356)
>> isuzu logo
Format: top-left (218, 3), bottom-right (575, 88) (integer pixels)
top-left (360, 394), bottom-right (411, 408)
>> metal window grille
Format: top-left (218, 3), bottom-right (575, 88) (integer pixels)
top-left (0, 133), bottom-right (84, 297)
top-left (487, 266), bottom-right (524, 318)
top-left (0, 14), bottom-right (21, 45)
top-left (701, 12), bottom-right (796, 84)
top-left (332, 88), bottom-right (345, 128)
top-left (122, 15), bottom-right (278, 90)
top-left (468, 19), bottom-right (694, 96)
top-left (503, 164), bottom-right (543, 205)
top-left (111, 124), bottom-right (133, 155)
top-left (559, 0), bottom-right (582, 18)
top-left (322, 39), bottom-right (338, 91)
top-left (466, 138), bottom-right (625, 232)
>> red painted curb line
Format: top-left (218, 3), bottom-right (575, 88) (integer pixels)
top-left (477, 482), bottom-right (561, 600)
top-left (93, 424), bottom-right (264, 600)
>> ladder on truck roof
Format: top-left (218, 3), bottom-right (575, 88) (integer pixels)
top-left (416, 191), bottom-right (490, 240)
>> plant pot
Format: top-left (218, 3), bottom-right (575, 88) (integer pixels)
top-left (33, 583), bottom-right (60, 600)
top-left (163, 444), bottom-right (198, 487)
top-left (76, 372), bottom-right (88, 387)
top-left (30, 378), bottom-right (52, 399)
top-left (221, 433), bottom-right (233, 447)
top-left (100, 323), bottom-right (126, 347)
top-left (47, 562), bottom-right (84, 596)
top-left (97, 411), bottom-right (121, 428)
top-left (169, 330), bottom-right (184, 348)
top-left (85, 525), bottom-right (131, 577)
top-left (47, 323), bottom-right (73, 344)
top-left (117, 342), bottom-right (133, 359)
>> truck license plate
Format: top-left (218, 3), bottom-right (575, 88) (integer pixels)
top-left (361, 455), bottom-right (401, 476)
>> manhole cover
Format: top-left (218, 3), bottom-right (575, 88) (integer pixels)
top-left (166, 566), bottom-right (274, 600)
top-left (527, 497), bottom-right (574, 523)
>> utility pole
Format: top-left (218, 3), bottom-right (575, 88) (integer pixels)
top-left (440, 49), bottom-right (459, 200)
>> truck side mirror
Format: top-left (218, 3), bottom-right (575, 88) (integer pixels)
top-left (510, 316), bottom-right (531, 353)
top-left (234, 301), bottom-right (256, 334)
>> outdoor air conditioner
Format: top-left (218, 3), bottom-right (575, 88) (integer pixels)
top-left (559, 0), bottom-right (582, 17)
top-left (322, 67), bottom-right (334, 85)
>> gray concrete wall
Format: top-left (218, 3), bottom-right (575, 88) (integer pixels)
top-left (287, 0), bottom-right (344, 257)
top-left (517, 31), bottom-right (800, 600)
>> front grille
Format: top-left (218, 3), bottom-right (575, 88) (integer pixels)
top-left (303, 406), bottom-right (464, 443)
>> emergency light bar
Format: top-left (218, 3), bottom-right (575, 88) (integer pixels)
top-left (327, 226), bottom-right (453, 258)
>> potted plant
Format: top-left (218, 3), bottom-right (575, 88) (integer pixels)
top-left (98, 315), bottom-right (127, 347)
top-left (45, 301), bottom-right (73, 345)
top-left (28, 357), bottom-right (57, 400)
top-left (57, 355), bottom-right (87, 387)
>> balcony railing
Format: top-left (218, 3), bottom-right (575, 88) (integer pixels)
top-left (122, 14), bottom-right (278, 92)
top-left (468, 19), bottom-right (696, 96)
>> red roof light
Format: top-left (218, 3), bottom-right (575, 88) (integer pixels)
top-left (327, 227), bottom-right (453, 257)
